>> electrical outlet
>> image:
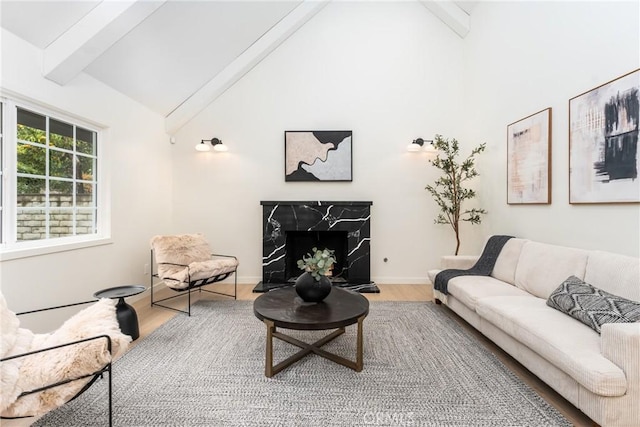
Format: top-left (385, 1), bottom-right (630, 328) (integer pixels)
top-left (144, 263), bottom-right (150, 275)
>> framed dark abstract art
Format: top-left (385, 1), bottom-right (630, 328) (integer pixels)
top-left (285, 131), bottom-right (352, 182)
top-left (569, 69), bottom-right (640, 203)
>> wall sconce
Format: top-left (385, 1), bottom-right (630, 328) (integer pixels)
top-left (407, 138), bottom-right (436, 153)
top-left (195, 137), bottom-right (228, 152)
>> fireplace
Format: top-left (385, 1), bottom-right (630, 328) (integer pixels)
top-left (254, 201), bottom-right (378, 292)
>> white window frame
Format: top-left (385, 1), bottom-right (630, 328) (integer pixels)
top-left (0, 95), bottom-right (111, 261)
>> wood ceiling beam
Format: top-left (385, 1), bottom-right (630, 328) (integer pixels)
top-left (43, 0), bottom-right (166, 85)
top-left (420, 0), bottom-right (470, 38)
top-left (165, 0), bottom-right (329, 135)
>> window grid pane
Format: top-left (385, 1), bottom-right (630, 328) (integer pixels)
top-left (17, 143), bottom-right (46, 175)
top-left (76, 127), bottom-right (95, 155)
top-left (49, 118), bottom-right (74, 151)
top-left (49, 150), bottom-right (74, 178)
top-left (0, 102), bottom-right (3, 243)
top-left (17, 209), bottom-right (46, 241)
top-left (76, 154), bottom-right (95, 181)
top-left (76, 208), bottom-right (96, 235)
top-left (17, 109), bottom-right (46, 144)
top-left (49, 209), bottom-right (74, 238)
top-left (12, 108), bottom-right (99, 243)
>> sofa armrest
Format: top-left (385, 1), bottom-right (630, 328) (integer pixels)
top-left (602, 322), bottom-right (640, 370)
top-left (602, 323), bottom-right (640, 395)
top-left (441, 255), bottom-right (479, 270)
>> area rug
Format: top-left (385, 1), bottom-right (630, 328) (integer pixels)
top-left (35, 301), bottom-right (570, 426)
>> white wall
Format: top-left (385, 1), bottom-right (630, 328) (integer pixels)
top-left (172, 1), bottom-right (473, 285)
top-left (465, 1), bottom-right (640, 257)
top-left (0, 29), bottom-right (173, 331)
top-left (5, 0), bottom-right (636, 324)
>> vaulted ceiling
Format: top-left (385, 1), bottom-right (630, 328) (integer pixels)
top-left (0, 0), bottom-right (476, 133)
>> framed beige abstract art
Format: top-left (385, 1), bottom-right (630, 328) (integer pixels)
top-left (285, 131), bottom-right (352, 182)
top-left (507, 108), bottom-right (552, 204)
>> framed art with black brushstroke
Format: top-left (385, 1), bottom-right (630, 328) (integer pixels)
top-left (569, 69), bottom-right (640, 203)
top-left (507, 108), bottom-right (552, 204)
top-left (285, 131), bottom-right (352, 182)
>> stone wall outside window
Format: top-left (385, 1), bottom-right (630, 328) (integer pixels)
top-left (17, 194), bottom-right (94, 240)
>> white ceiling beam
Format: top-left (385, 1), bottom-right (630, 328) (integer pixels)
top-left (420, 1), bottom-right (470, 39)
top-left (43, 0), bottom-right (166, 85)
top-left (165, 0), bottom-right (329, 135)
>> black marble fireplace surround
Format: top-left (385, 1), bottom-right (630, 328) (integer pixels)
top-left (254, 201), bottom-right (379, 293)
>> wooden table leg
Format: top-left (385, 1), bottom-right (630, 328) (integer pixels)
top-left (265, 319), bottom-right (275, 377)
top-left (356, 315), bottom-right (364, 372)
top-left (263, 316), bottom-right (366, 377)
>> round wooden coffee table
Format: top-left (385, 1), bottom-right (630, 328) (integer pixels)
top-left (253, 286), bottom-right (369, 377)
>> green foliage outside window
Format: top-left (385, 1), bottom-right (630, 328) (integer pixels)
top-left (17, 123), bottom-right (95, 194)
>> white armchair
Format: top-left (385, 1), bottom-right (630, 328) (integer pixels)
top-left (0, 294), bottom-right (130, 425)
top-left (150, 234), bottom-right (239, 316)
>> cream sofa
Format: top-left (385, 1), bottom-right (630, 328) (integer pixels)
top-left (427, 238), bottom-right (640, 427)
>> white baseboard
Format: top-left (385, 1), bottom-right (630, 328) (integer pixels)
top-left (371, 277), bottom-right (431, 285)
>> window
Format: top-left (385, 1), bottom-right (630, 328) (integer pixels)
top-left (0, 102), bottom-right (3, 244)
top-left (0, 98), bottom-right (108, 257)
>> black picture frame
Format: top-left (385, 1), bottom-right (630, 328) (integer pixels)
top-left (284, 131), bottom-right (353, 182)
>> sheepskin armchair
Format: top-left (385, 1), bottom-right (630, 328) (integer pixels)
top-left (150, 234), bottom-right (238, 316)
top-left (150, 234), bottom-right (238, 290)
top-left (0, 293), bottom-right (131, 419)
top-left (150, 233), bottom-right (238, 315)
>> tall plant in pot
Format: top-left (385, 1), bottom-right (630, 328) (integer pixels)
top-left (295, 247), bottom-right (336, 302)
top-left (425, 135), bottom-right (487, 255)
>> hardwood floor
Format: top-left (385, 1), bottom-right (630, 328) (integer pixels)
top-left (132, 283), bottom-right (596, 426)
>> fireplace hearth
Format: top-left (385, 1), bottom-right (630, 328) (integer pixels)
top-left (254, 201), bottom-right (378, 293)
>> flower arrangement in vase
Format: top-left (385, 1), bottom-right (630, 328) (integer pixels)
top-left (295, 247), bottom-right (336, 302)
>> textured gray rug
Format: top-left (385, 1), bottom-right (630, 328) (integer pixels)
top-left (35, 301), bottom-right (570, 426)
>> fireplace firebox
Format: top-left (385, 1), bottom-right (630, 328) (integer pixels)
top-left (285, 231), bottom-right (348, 282)
top-left (254, 201), bottom-right (378, 293)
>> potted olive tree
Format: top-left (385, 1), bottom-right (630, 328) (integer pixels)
top-left (425, 135), bottom-right (487, 255)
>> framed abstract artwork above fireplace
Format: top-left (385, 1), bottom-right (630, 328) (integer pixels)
top-left (284, 131), bottom-right (353, 182)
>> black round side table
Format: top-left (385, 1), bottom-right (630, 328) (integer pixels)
top-left (94, 285), bottom-right (146, 341)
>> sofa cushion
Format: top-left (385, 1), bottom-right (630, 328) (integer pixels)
top-left (491, 238), bottom-right (528, 285)
top-left (476, 295), bottom-right (627, 397)
top-left (448, 275), bottom-right (531, 311)
top-left (547, 276), bottom-right (640, 333)
top-left (514, 242), bottom-right (589, 299)
top-left (150, 234), bottom-right (212, 266)
top-left (584, 250), bottom-right (640, 302)
top-left (159, 258), bottom-right (239, 290)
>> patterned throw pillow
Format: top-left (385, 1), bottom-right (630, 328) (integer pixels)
top-left (547, 275), bottom-right (640, 333)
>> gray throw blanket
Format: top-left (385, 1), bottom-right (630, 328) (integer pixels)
top-left (434, 235), bottom-right (514, 294)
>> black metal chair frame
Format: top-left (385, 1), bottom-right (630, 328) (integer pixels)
top-left (150, 250), bottom-right (237, 316)
top-left (0, 301), bottom-right (114, 426)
